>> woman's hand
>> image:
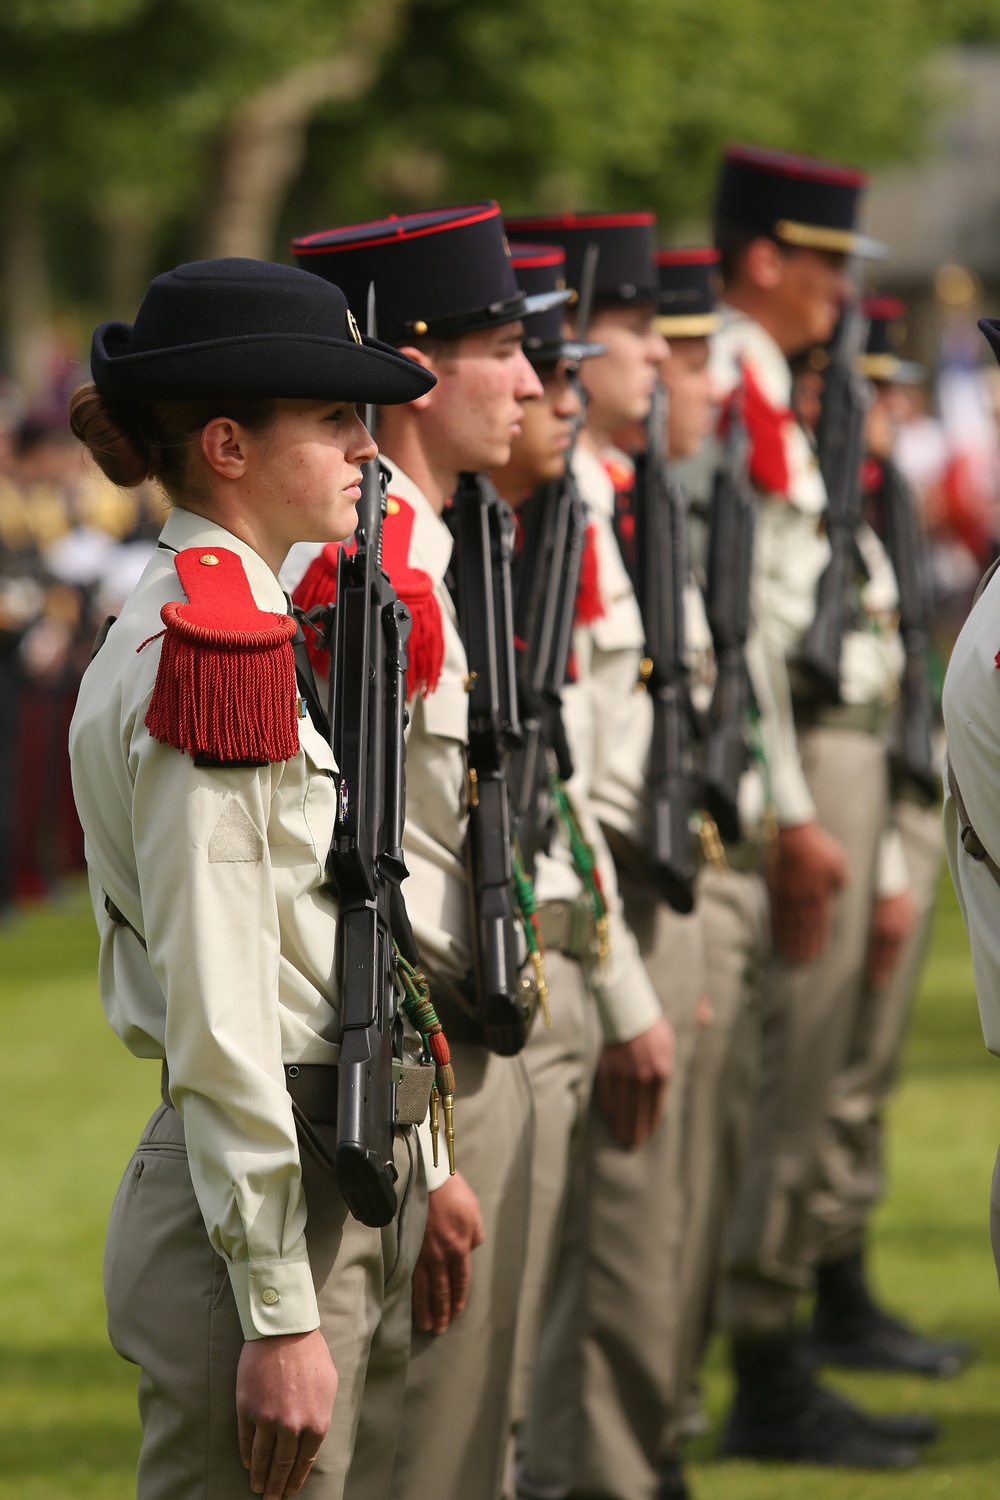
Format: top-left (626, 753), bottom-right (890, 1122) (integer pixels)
top-left (236, 1329), bottom-right (338, 1499)
top-left (412, 1171), bottom-right (486, 1334)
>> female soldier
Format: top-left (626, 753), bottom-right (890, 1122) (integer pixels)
top-left (68, 256), bottom-right (434, 1500)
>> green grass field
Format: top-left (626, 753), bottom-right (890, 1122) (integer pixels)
top-left (1, 877), bottom-right (998, 1498)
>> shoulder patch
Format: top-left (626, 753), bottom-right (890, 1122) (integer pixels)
top-left (144, 547), bottom-right (299, 764)
top-left (209, 797), bottom-right (266, 863)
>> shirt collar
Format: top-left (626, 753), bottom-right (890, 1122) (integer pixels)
top-left (717, 303), bottom-right (793, 407)
top-left (381, 458), bottom-right (454, 587)
top-left (158, 508), bottom-right (289, 614)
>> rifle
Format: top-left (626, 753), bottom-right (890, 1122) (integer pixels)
top-left (798, 304), bottom-right (871, 699)
top-left (880, 456), bottom-right (938, 800)
top-left (701, 389), bottom-right (756, 845)
top-left (446, 472), bottom-right (529, 1056)
top-left (510, 473), bottom-right (585, 877)
top-left (628, 384), bottom-right (698, 913)
top-left (510, 242), bottom-right (599, 879)
top-left (325, 285), bottom-right (411, 1227)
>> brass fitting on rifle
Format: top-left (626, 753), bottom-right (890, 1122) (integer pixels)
top-left (530, 949), bottom-right (552, 1029)
top-left (443, 1093), bottom-right (456, 1175)
top-left (430, 1087), bottom-right (440, 1169)
top-left (698, 813), bottom-right (728, 872)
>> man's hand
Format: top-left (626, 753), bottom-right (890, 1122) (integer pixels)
top-left (768, 820), bottom-right (850, 965)
top-left (596, 1015), bottom-right (675, 1150)
top-left (236, 1328), bottom-right (338, 1499)
top-left (866, 888), bottom-right (919, 990)
top-left (412, 1171), bottom-right (485, 1335)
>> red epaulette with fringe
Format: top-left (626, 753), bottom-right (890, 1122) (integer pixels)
top-left (143, 547), bottom-right (299, 764)
top-left (293, 495), bottom-right (444, 699)
top-left (739, 363), bottom-right (793, 497)
top-left (574, 522), bottom-right (605, 626)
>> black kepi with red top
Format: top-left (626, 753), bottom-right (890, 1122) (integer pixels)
top-left (509, 243), bottom-right (605, 366)
top-left (504, 210), bottom-right (659, 309)
top-left (292, 202), bottom-right (567, 346)
top-left (861, 297), bottom-right (924, 384)
top-left (654, 249), bottom-right (721, 339)
top-left (714, 143), bottom-right (885, 260)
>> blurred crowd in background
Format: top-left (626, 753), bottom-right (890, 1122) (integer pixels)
top-left (2, 269), bottom-right (999, 918)
top-left (0, 347), bottom-right (166, 913)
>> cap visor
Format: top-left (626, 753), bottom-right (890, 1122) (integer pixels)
top-left (521, 289), bottom-right (573, 318)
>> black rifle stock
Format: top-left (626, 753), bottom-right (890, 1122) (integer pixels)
top-left (325, 288), bottom-right (410, 1227)
top-left (630, 385), bottom-right (697, 913)
top-left (447, 472), bottom-right (528, 1056)
top-left (799, 305), bottom-right (870, 699)
top-left (881, 457), bottom-right (938, 799)
top-left (702, 393), bottom-right (756, 844)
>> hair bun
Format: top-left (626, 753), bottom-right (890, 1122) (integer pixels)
top-left (69, 384), bottom-right (153, 488)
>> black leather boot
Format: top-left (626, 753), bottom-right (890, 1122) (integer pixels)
top-left (719, 1333), bottom-right (919, 1468)
top-left (812, 1248), bottom-right (971, 1378)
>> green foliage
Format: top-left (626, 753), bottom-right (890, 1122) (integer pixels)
top-left (295, 0), bottom-right (940, 236)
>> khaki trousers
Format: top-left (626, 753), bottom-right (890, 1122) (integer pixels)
top-left (809, 794), bottom-right (944, 1262)
top-left (390, 1038), bottom-right (533, 1500)
top-left (105, 1101), bottom-right (426, 1500)
top-left (725, 726), bottom-right (890, 1335)
top-left (672, 866), bottom-right (769, 1427)
top-left (519, 871), bottom-right (704, 1500)
top-left (511, 949), bottom-right (602, 1426)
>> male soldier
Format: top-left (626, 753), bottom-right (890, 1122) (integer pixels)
top-left (709, 145), bottom-right (932, 1468)
top-left (650, 251), bottom-right (773, 1467)
top-left (488, 243), bottom-right (667, 1437)
top-left (290, 203), bottom-right (555, 1500)
top-left (505, 209), bottom-right (695, 1500)
top-left (806, 301), bottom-right (967, 1377)
top-left (942, 315), bottom-right (1000, 1301)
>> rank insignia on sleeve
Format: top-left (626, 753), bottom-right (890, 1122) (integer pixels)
top-left (143, 547), bottom-right (299, 764)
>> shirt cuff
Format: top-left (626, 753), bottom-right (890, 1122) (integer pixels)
top-left (876, 825), bottom-right (911, 900)
top-left (589, 945), bottom-right (662, 1043)
top-left (228, 1252), bottom-right (320, 1341)
top-left (416, 1115), bottom-right (452, 1193)
top-left (772, 760), bottom-right (818, 828)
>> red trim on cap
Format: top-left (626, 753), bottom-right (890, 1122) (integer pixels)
top-left (863, 296), bottom-right (907, 320)
top-left (294, 202), bottom-right (500, 254)
top-left (508, 243), bottom-right (566, 269)
top-left (724, 142), bottom-right (866, 188)
top-left (505, 211), bottom-right (655, 230)
top-left (655, 248), bottom-right (719, 266)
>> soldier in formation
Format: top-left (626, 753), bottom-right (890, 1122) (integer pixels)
top-left (68, 145), bottom-right (961, 1500)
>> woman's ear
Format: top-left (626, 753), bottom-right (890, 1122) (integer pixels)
top-left (396, 345), bottom-right (439, 412)
top-left (200, 417), bottom-right (249, 478)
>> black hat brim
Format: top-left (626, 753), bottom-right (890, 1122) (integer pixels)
top-left (91, 323), bottom-right (435, 405)
top-left (980, 319), bottom-right (1000, 368)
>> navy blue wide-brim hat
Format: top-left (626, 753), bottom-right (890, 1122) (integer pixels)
top-left (90, 257), bottom-right (436, 405)
top-left (655, 249), bottom-right (721, 338)
top-left (293, 203), bottom-right (567, 346)
top-left (714, 144), bottom-right (886, 261)
top-left (503, 211), bottom-right (659, 310)
top-left (509, 244), bottom-right (605, 365)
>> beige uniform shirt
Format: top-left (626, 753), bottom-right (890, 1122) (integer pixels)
top-left (713, 309), bottom-right (905, 855)
top-left (943, 568), bottom-right (1000, 1051)
top-left (538, 443), bottom-right (683, 1040)
top-left (70, 507), bottom-right (341, 1342)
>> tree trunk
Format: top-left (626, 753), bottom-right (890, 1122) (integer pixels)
top-left (98, 192), bottom-right (158, 321)
top-left (203, 55), bottom-right (376, 261)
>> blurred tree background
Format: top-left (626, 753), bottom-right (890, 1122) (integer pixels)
top-left (2, 0), bottom-right (1000, 390)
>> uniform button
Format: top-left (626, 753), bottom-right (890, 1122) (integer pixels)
top-left (200, 553), bottom-right (220, 566)
top-left (261, 1288), bottom-right (280, 1306)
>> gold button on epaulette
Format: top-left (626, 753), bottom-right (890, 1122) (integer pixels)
top-left (386, 497), bottom-right (400, 516)
top-left (199, 554), bottom-right (219, 566)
